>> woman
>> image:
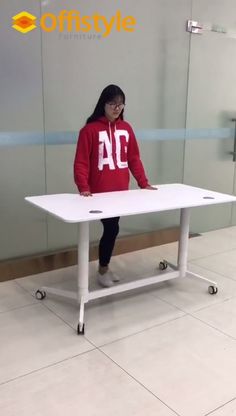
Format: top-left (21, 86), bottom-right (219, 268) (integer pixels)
top-left (74, 84), bottom-right (156, 287)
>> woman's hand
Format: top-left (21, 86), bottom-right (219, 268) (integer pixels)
top-left (144, 185), bottom-right (158, 190)
top-left (80, 191), bottom-right (92, 197)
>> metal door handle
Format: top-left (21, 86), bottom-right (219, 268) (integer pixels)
top-left (231, 118), bottom-right (236, 162)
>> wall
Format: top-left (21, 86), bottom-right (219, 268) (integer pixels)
top-left (2, 0), bottom-right (236, 262)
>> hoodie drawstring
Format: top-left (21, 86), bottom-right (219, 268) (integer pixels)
top-left (109, 122), bottom-right (112, 142)
top-left (108, 122), bottom-right (117, 142)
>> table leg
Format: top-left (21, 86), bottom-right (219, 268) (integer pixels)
top-left (77, 221), bottom-right (89, 334)
top-left (178, 208), bottom-right (190, 278)
top-left (177, 208), bottom-right (218, 294)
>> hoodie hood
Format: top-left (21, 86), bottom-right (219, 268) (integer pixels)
top-left (98, 116), bottom-right (123, 126)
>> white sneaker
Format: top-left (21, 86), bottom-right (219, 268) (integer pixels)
top-left (97, 271), bottom-right (114, 288)
top-left (97, 271), bottom-right (120, 288)
top-left (110, 271), bottom-right (120, 283)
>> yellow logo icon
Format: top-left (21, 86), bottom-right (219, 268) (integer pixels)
top-left (12, 11), bottom-right (37, 33)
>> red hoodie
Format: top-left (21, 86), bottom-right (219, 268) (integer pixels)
top-left (74, 116), bottom-right (149, 193)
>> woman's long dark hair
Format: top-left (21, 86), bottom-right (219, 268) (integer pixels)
top-left (86, 84), bottom-right (125, 124)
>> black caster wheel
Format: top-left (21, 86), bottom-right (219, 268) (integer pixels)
top-left (159, 260), bottom-right (168, 271)
top-left (77, 323), bottom-right (85, 335)
top-left (35, 290), bottom-right (46, 300)
top-left (208, 285), bottom-right (218, 295)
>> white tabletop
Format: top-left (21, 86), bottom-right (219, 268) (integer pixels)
top-left (25, 184), bottom-right (236, 223)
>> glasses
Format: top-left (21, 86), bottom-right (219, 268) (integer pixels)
top-left (106, 102), bottom-right (125, 110)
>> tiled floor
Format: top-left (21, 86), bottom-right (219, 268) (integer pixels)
top-left (1, 228), bottom-right (236, 415)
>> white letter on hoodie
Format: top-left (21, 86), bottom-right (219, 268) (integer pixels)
top-left (115, 130), bottom-right (129, 168)
top-left (98, 131), bottom-right (115, 170)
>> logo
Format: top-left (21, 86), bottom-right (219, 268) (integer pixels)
top-left (12, 10), bottom-right (136, 37)
top-left (98, 130), bottom-right (129, 170)
top-left (12, 11), bottom-right (37, 33)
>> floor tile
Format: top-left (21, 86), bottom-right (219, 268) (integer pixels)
top-left (16, 247), bottom-right (170, 295)
top-left (3, 227), bottom-right (236, 415)
top-left (149, 227), bottom-right (236, 264)
top-left (0, 349), bottom-right (177, 416)
top-left (16, 244), bottom-right (236, 340)
top-left (192, 297), bottom-right (236, 338)
top-left (188, 227), bottom-right (236, 259)
top-left (208, 399), bottom-right (236, 415)
top-left (0, 280), bottom-right (37, 313)
top-left (16, 253), bottom-right (185, 345)
top-left (192, 249), bottom-right (236, 280)
top-left (16, 266), bottom-right (77, 294)
top-left (101, 315), bottom-right (236, 416)
top-left (150, 263), bottom-right (236, 313)
top-left (218, 226), bottom-right (236, 240)
top-left (0, 304), bottom-right (93, 384)
top-left (43, 289), bottom-right (185, 346)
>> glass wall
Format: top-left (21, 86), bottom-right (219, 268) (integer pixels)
top-left (0, 0), bottom-right (47, 260)
top-left (184, 0), bottom-right (236, 231)
top-left (1, 0), bottom-right (236, 262)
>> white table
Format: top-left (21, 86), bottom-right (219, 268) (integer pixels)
top-left (25, 184), bottom-right (236, 334)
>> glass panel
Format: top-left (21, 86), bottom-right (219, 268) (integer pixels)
top-left (184, 0), bottom-right (236, 232)
top-left (0, 0), bottom-right (47, 260)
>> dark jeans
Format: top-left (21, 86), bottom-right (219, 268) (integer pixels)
top-left (99, 217), bottom-right (120, 267)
